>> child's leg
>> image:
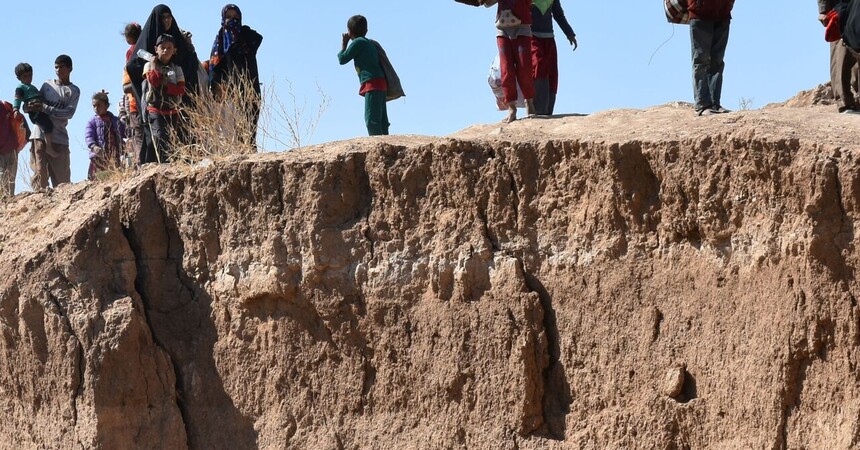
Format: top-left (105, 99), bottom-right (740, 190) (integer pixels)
top-left (546, 37), bottom-right (559, 115)
top-left (497, 36), bottom-right (519, 106)
top-left (148, 113), bottom-right (170, 163)
top-left (513, 35), bottom-right (535, 105)
top-left (531, 36), bottom-right (551, 115)
top-left (165, 114), bottom-right (181, 161)
top-left (32, 112), bottom-right (53, 134)
top-left (498, 36), bottom-right (520, 123)
top-left (381, 101), bottom-right (389, 135)
top-left (365, 91), bottom-right (389, 136)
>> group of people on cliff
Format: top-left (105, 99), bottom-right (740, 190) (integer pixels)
top-left (463, 0), bottom-right (734, 119)
top-left (3, 0), bottom-right (860, 200)
top-left (0, 4), bottom-right (262, 197)
top-left (474, 0), bottom-right (860, 118)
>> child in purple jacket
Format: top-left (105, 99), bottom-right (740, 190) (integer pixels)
top-left (84, 91), bottom-right (126, 179)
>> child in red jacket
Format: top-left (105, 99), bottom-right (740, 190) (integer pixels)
top-left (142, 33), bottom-right (186, 163)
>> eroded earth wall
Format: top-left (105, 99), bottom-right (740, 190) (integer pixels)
top-left (1, 107), bottom-right (859, 449)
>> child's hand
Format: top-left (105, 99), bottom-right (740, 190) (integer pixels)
top-left (91, 145), bottom-right (103, 156)
top-left (24, 99), bottom-right (42, 113)
top-left (570, 36), bottom-right (578, 51)
top-left (342, 33), bottom-right (351, 48)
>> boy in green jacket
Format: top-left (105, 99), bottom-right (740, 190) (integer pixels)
top-left (338, 15), bottom-right (389, 136)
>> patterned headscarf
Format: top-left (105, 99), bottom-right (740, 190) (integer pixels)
top-left (210, 4), bottom-right (243, 74)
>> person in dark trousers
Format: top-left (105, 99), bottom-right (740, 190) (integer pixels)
top-left (143, 34), bottom-right (186, 163)
top-left (338, 15), bottom-right (389, 136)
top-left (820, 0), bottom-right (860, 114)
top-left (530, 0), bottom-right (578, 116)
top-left (688, 0), bottom-right (735, 116)
top-left (209, 4), bottom-right (264, 146)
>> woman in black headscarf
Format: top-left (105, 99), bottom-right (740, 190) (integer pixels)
top-left (208, 4), bottom-right (263, 148)
top-left (126, 4), bottom-right (202, 163)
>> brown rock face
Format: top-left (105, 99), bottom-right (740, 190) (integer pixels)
top-left (2, 103), bottom-right (860, 449)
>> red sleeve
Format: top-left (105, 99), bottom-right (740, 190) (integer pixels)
top-left (146, 70), bottom-right (163, 87)
top-left (165, 81), bottom-right (186, 97)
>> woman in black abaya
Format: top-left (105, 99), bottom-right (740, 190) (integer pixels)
top-left (126, 4), bottom-right (202, 163)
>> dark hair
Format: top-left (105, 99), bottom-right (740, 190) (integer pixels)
top-left (14, 63), bottom-right (33, 78)
top-left (92, 91), bottom-right (110, 105)
top-left (124, 22), bottom-right (142, 40)
top-left (347, 15), bottom-right (368, 37)
top-left (156, 33), bottom-right (175, 46)
top-left (55, 54), bottom-right (73, 68)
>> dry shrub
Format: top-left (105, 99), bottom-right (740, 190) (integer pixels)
top-left (109, 71), bottom-right (331, 173)
top-left (259, 79), bottom-right (330, 151)
top-left (90, 153), bottom-right (136, 183)
top-left (170, 70), bottom-right (260, 165)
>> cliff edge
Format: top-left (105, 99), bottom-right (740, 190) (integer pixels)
top-left (1, 98), bottom-right (859, 449)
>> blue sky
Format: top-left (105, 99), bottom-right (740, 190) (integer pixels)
top-left (1, 2), bottom-right (830, 191)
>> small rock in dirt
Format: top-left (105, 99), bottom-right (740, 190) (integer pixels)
top-left (663, 365), bottom-right (686, 398)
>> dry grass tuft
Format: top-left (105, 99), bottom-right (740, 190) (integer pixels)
top-left (170, 70), bottom-right (261, 165)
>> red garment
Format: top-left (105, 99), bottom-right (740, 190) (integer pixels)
top-left (826, 10), bottom-right (842, 42)
top-left (124, 45), bottom-right (138, 113)
top-left (165, 81), bottom-right (185, 97)
top-left (498, 35), bottom-right (535, 104)
top-left (360, 77), bottom-right (388, 96)
top-left (687, 0), bottom-right (734, 21)
top-left (147, 69), bottom-right (164, 87)
top-left (531, 36), bottom-right (559, 94)
top-left (499, 0), bottom-right (534, 25)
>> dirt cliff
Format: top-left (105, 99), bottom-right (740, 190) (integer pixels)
top-left (1, 100), bottom-right (859, 449)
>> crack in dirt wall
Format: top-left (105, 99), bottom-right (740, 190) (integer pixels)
top-left (1, 123), bottom-right (860, 449)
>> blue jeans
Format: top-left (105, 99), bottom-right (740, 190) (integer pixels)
top-left (690, 19), bottom-right (731, 111)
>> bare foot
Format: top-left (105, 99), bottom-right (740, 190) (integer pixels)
top-left (502, 104), bottom-right (517, 123)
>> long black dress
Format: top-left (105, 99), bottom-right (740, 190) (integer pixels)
top-left (126, 4), bottom-right (202, 164)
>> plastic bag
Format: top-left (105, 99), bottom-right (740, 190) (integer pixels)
top-left (488, 54), bottom-right (525, 111)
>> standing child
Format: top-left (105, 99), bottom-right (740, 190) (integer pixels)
top-left (142, 33), bottom-right (186, 163)
top-left (482, 0), bottom-right (536, 123)
top-left (13, 63), bottom-right (54, 147)
top-left (530, 0), bottom-right (577, 116)
top-left (122, 23), bottom-right (143, 162)
top-left (337, 15), bottom-right (389, 136)
top-left (85, 91), bottom-right (126, 179)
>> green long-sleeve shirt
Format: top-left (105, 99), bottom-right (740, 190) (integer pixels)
top-left (13, 83), bottom-right (40, 111)
top-left (337, 37), bottom-right (384, 84)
